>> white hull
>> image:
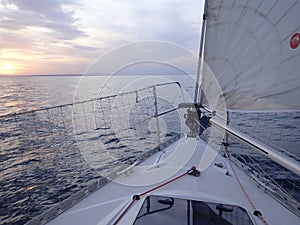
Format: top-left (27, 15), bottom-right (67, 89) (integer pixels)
top-left (45, 138), bottom-right (299, 225)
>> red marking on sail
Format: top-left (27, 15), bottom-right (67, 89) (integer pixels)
top-left (290, 33), bottom-right (300, 49)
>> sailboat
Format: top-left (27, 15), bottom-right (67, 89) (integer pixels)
top-left (1, 0), bottom-right (299, 225)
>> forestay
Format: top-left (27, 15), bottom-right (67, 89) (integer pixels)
top-left (202, 0), bottom-right (300, 111)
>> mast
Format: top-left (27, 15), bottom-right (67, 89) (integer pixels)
top-left (194, 0), bottom-right (300, 176)
top-left (193, 0), bottom-right (208, 105)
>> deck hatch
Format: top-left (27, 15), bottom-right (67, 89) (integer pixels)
top-left (133, 195), bottom-right (255, 225)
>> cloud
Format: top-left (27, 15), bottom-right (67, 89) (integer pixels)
top-left (80, 0), bottom-right (203, 51)
top-left (0, 0), bottom-right (204, 75)
top-left (0, 0), bottom-right (86, 40)
top-left (0, 32), bottom-right (33, 50)
top-left (72, 44), bottom-right (100, 51)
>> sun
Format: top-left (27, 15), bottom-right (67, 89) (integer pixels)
top-left (0, 63), bottom-right (18, 75)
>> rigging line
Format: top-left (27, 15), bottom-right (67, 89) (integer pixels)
top-left (223, 148), bottom-right (270, 225)
top-left (112, 166), bottom-right (199, 225)
top-left (227, 118), bottom-right (300, 162)
top-left (0, 81), bottom-right (182, 119)
top-left (241, 148), bottom-right (298, 202)
top-left (210, 116), bottom-right (300, 176)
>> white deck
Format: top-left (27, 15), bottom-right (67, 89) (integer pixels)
top-left (46, 138), bottom-right (299, 225)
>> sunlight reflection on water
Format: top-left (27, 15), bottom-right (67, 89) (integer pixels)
top-left (0, 75), bottom-right (299, 224)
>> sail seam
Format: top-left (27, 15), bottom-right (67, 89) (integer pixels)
top-left (274, 0), bottom-right (298, 26)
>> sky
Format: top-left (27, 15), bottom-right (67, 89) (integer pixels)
top-left (0, 0), bottom-right (204, 75)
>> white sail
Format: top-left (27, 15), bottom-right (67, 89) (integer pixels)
top-left (202, 0), bottom-right (300, 111)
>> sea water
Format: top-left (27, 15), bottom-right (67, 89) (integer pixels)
top-left (0, 75), bottom-right (299, 224)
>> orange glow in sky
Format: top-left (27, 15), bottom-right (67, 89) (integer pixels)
top-left (0, 62), bottom-right (20, 75)
top-left (0, 0), bottom-right (203, 75)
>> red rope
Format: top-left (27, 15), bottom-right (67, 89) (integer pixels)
top-left (224, 148), bottom-right (269, 225)
top-left (112, 166), bottom-right (197, 225)
top-left (139, 170), bottom-right (190, 197)
top-left (112, 197), bottom-right (137, 225)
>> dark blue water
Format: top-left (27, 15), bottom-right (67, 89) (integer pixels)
top-left (0, 76), bottom-right (299, 224)
top-left (0, 76), bottom-right (184, 225)
top-left (228, 111), bottom-right (300, 203)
